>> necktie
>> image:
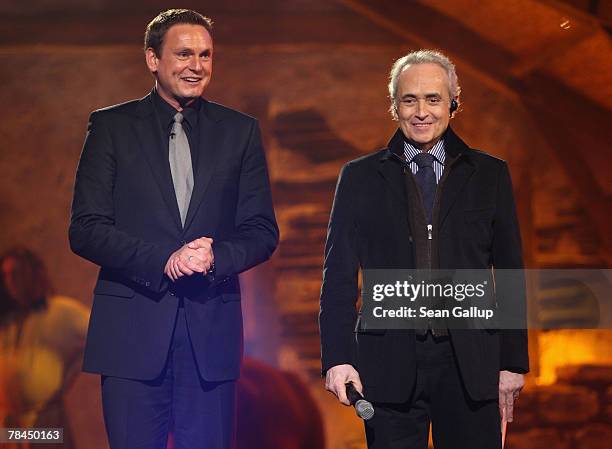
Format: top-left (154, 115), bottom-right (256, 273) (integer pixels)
top-left (169, 112), bottom-right (194, 226)
top-left (413, 152), bottom-right (436, 224)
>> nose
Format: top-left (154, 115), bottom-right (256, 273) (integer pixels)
top-left (415, 99), bottom-right (427, 118)
top-left (190, 55), bottom-right (202, 72)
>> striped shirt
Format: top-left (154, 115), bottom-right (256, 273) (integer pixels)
top-left (403, 139), bottom-right (446, 183)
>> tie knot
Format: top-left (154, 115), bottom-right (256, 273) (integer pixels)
top-left (412, 152), bottom-right (435, 168)
top-left (174, 112), bottom-right (184, 124)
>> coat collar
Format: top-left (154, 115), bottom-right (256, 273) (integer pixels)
top-left (379, 126), bottom-right (472, 163)
top-left (378, 126), bottom-right (476, 228)
top-left (135, 90), bottom-right (225, 123)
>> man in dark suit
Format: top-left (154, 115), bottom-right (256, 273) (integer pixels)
top-left (69, 9), bottom-right (278, 449)
top-left (320, 50), bottom-right (528, 449)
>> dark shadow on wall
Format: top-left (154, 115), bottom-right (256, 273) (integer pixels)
top-left (273, 109), bottom-right (362, 164)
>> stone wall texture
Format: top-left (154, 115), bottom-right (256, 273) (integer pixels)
top-left (1, 1), bottom-right (610, 448)
top-left (509, 365), bottom-right (612, 449)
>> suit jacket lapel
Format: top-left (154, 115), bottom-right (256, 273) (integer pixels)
top-left (183, 100), bottom-right (225, 230)
top-left (133, 93), bottom-right (183, 230)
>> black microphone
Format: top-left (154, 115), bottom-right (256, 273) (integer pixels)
top-left (345, 383), bottom-right (375, 420)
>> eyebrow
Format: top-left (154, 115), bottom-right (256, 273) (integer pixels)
top-left (175, 47), bottom-right (212, 55)
top-left (400, 93), bottom-right (442, 99)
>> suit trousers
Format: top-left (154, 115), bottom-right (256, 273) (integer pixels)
top-left (364, 333), bottom-right (501, 449)
top-left (101, 303), bottom-right (236, 449)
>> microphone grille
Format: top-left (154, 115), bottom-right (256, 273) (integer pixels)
top-left (355, 400), bottom-right (375, 420)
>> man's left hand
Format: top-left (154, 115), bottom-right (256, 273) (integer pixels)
top-left (187, 237), bottom-right (214, 275)
top-left (164, 237), bottom-right (214, 281)
top-left (499, 370), bottom-right (524, 423)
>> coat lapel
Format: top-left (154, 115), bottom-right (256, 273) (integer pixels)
top-left (133, 94), bottom-right (183, 230)
top-left (438, 128), bottom-right (475, 227)
top-left (183, 100), bottom-right (226, 230)
top-left (380, 127), bottom-right (476, 228)
top-left (378, 129), bottom-right (409, 209)
top-left (438, 161), bottom-right (474, 227)
top-left (378, 157), bottom-right (408, 209)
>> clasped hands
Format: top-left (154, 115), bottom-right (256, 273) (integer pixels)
top-left (164, 237), bottom-right (214, 281)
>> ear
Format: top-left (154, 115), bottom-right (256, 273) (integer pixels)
top-left (449, 97), bottom-right (459, 118)
top-left (145, 48), bottom-right (159, 73)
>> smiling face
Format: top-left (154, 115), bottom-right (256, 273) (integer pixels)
top-left (396, 63), bottom-right (453, 151)
top-left (145, 23), bottom-right (213, 110)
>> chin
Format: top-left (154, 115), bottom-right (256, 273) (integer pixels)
top-left (178, 91), bottom-right (203, 101)
top-left (181, 86), bottom-right (202, 95)
top-left (409, 135), bottom-right (433, 144)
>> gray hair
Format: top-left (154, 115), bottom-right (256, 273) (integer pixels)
top-left (388, 49), bottom-right (461, 120)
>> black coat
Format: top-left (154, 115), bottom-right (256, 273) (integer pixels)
top-left (319, 128), bottom-right (528, 403)
top-left (70, 92), bottom-right (278, 382)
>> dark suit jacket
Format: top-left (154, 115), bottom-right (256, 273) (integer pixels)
top-left (319, 128), bottom-right (528, 403)
top-left (69, 92), bottom-right (278, 382)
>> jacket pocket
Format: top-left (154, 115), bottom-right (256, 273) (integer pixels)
top-left (93, 279), bottom-right (135, 298)
top-left (221, 293), bottom-right (241, 303)
top-left (463, 208), bottom-right (495, 244)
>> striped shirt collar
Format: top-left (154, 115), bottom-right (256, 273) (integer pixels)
top-left (404, 138), bottom-right (446, 165)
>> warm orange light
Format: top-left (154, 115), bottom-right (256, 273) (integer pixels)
top-left (560, 18), bottom-right (571, 30)
top-left (537, 329), bottom-right (612, 385)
